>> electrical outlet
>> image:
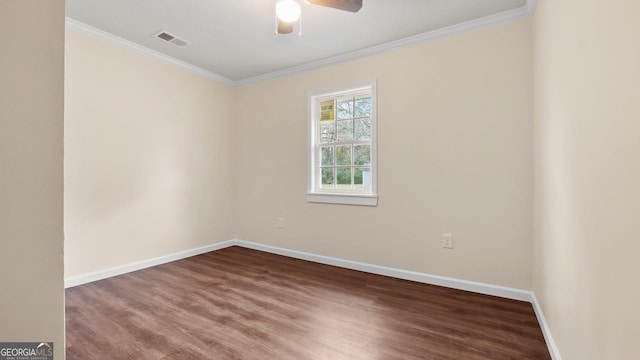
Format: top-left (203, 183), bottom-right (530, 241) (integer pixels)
top-left (442, 234), bottom-right (453, 249)
top-left (277, 217), bottom-right (284, 229)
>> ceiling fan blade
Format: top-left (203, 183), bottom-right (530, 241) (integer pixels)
top-left (277, 19), bottom-right (293, 34)
top-left (308, 0), bottom-right (362, 12)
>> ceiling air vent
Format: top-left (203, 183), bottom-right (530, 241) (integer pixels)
top-left (153, 31), bottom-right (189, 48)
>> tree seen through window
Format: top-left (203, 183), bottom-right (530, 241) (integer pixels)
top-left (319, 94), bottom-right (372, 190)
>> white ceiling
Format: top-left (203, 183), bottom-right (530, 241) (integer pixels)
top-left (65, 0), bottom-right (532, 85)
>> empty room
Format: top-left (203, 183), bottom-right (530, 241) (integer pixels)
top-left (1, 0), bottom-right (638, 359)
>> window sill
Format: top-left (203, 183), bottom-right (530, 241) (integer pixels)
top-left (306, 192), bottom-right (378, 206)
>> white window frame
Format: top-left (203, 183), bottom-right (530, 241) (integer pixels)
top-left (307, 80), bottom-right (378, 206)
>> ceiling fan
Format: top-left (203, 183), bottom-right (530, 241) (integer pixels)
top-left (275, 0), bottom-right (363, 35)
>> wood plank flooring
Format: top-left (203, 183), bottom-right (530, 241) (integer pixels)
top-left (65, 246), bottom-right (551, 359)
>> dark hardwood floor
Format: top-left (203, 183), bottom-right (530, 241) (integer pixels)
top-left (65, 246), bottom-right (550, 359)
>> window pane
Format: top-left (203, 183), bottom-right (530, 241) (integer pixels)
top-left (336, 98), bottom-right (353, 120)
top-left (337, 168), bottom-right (352, 188)
top-left (321, 146), bottom-right (334, 166)
top-left (355, 167), bottom-right (372, 190)
top-left (337, 120), bottom-right (353, 142)
top-left (354, 145), bottom-right (371, 166)
top-left (354, 118), bottom-right (371, 140)
top-left (354, 168), bottom-right (364, 189)
top-left (321, 168), bottom-right (335, 189)
top-left (355, 96), bottom-right (371, 117)
top-left (336, 145), bottom-right (352, 166)
top-left (320, 122), bottom-right (336, 144)
top-left (320, 99), bottom-right (335, 121)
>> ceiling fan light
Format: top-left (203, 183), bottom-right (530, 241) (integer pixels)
top-left (276, 0), bottom-right (301, 23)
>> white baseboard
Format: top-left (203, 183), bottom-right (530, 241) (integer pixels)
top-left (64, 238), bottom-right (560, 359)
top-left (531, 293), bottom-right (563, 360)
top-left (66, 238), bottom-right (531, 300)
top-left (234, 239), bottom-right (562, 359)
top-left (233, 239), bottom-right (533, 302)
top-left (64, 240), bottom-right (236, 288)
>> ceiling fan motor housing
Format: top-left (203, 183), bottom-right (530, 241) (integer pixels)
top-left (276, 0), bottom-right (363, 35)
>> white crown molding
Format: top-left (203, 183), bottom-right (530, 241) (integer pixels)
top-left (235, 0), bottom-right (538, 86)
top-left (527, 0), bottom-right (539, 15)
top-left (66, 0), bottom-right (536, 88)
top-left (64, 18), bottom-right (236, 87)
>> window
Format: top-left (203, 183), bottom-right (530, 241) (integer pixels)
top-left (307, 81), bottom-right (377, 206)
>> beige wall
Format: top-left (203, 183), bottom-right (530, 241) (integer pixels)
top-left (532, 0), bottom-right (640, 359)
top-left (234, 20), bottom-right (533, 289)
top-left (64, 30), bottom-right (235, 277)
top-left (15, 0), bottom-right (639, 356)
top-left (0, 1), bottom-right (65, 358)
